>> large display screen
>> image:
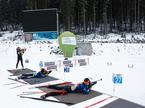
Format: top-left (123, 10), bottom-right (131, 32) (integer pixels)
top-left (23, 9), bottom-right (57, 33)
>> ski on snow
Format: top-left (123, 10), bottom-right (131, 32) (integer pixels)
top-left (20, 96), bottom-right (74, 105)
top-left (18, 81), bottom-right (72, 95)
top-left (17, 91), bottom-right (48, 96)
top-left (29, 81), bottom-right (72, 89)
top-left (8, 77), bottom-right (28, 84)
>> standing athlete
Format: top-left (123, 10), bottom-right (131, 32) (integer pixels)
top-left (16, 47), bottom-right (26, 69)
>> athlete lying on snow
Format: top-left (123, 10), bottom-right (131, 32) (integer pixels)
top-left (40, 78), bottom-right (97, 99)
top-left (16, 68), bottom-right (52, 79)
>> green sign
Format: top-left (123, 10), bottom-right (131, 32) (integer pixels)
top-left (58, 31), bottom-right (76, 58)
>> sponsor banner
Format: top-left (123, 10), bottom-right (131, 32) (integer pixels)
top-left (33, 32), bottom-right (58, 40)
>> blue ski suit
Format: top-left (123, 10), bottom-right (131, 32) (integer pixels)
top-left (74, 81), bottom-right (97, 94)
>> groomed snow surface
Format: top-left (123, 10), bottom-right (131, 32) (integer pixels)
top-left (0, 38), bottom-right (145, 108)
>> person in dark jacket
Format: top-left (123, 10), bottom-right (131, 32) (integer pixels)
top-left (17, 68), bottom-right (52, 79)
top-left (16, 47), bottom-right (26, 69)
top-left (40, 78), bottom-right (97, 99)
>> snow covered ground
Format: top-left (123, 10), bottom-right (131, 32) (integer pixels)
top-left (0, 33), bottom-right (145, 108)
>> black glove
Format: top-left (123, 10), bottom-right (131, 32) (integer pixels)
top-left (93, 81), bottom-right (97, 85)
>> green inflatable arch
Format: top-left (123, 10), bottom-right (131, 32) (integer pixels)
top-left (58, 31), bottom-right (76, 58)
